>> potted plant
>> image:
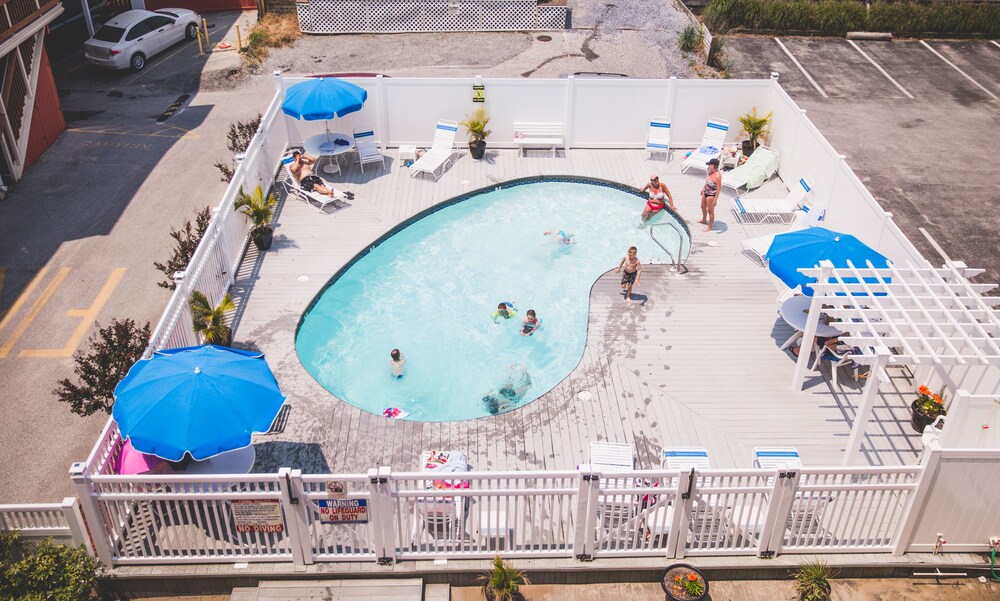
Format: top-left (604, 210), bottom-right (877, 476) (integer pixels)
top-left (478, 556), bottom-right (528, 601)
top-left (661, 564), bottom-right (708, 601)
top-left (792, 559), bottom-right (836, 601)
top-left (911, 385), bottom-right (947, 433)
top-left (189, 290), bottom-right (236, 346)
top-left (460, 106), bottom-right (492, 160)
top-left (234, 184), bottom-right (276, 251)
top-left (738, 107), bottom-right (772, 157)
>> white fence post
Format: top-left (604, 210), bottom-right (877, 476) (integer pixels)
top-left (892, 448), bottom-right (938, 555)
top-left (368, 466), bottom-right (396, 564)
top-left (756, 470), bottom-right (797, 557)
top-left (573, 471), bottom-right (598, 560)
top-left (666, 76), bottom-right (677, 122)
top-left (666, 469), bottom-right (691, 559)
top-left (68, 463), bottom-right (114, 565)
top-left (278, 468), bottom-right (314, 565)
top-left (60, 497), bottom-right (94, 557)
top-left (563, 75), bottom-right (576, 150)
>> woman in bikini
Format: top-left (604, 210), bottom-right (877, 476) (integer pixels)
top-left (699, 158), bottom-right (722, 232)
top-left (640, 174), bottom-right (675, 223)
top-left (289, 150), bottom-right (343, 198)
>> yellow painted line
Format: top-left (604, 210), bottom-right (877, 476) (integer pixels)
top-left (21, 268), bottom-right (127, 358)
top-left (66, 126), bottom-right (199, 140)
top-left (127, 26), bottom-right (229, 85)
top-left (0, 267), bottom-right (70, 359)
top-left (0, 266), bottom-right (48, 333)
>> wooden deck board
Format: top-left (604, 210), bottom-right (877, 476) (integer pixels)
top-left (239, 148), bottom-right (921, 476)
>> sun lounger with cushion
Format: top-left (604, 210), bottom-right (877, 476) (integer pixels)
top-left (723, 145), bottom-right (779, 192)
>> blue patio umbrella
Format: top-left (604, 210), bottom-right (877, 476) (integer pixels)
top-left (112, 345), bottom-right (286, 462)
top-left (281, 77), bottom-right (368, 123)
top-left (766, 227), bottom-right (890, 296)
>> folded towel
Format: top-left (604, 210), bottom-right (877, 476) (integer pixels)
top-left (698, 145), bottom-right (719, 155)
top-left (319, 142), bottom-right (338, 153)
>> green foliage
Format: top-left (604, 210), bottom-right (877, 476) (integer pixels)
top-left (792, 559), bottom-right (836, 601)
top-left (739, 107), bottom-right (772, 149)
top-left (234, 184), bottom-right (276, 230)
top-left (0, 530), bottom-right (104, 601)
top-left (678, 24), bottom-right (705, 52)
top-left (703, 0), bottom-right (999, 36)
top-left (215, 114), bottom-right (263, 182)
top-left (189, 291), bottom-right (236, 346)
top-left (459, 106), bottom-right (492, 144)
top-left (153, 206), bottom-right (213, 290)
top-left (53, 319), bottom-right (151, 416)
top-left (478, 556), bottom-right (528, 601)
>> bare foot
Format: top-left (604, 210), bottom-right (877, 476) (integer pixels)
top-left (791, 346), bottom-right (801, 357)
top-left (697, 220), bottom-right (707, 225)
top-left (702, 225), bottom-right (712, 232)
top-left (625, 297), bottom-right (632, 303)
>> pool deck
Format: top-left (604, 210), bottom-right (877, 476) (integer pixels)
top-left (235, 147), bottom-right (921, 475)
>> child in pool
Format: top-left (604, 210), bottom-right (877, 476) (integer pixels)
top-left (492, 302), bottom-right (517, 323)
top-left (544, 230), bottom-right (574, 245)
top-left (390, 348), bottom-right (405, 379)
top-left (521, 309), bottom-right (540, 336)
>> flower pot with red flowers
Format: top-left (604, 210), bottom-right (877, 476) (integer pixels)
top-left (911, 385), bottom-right (947, 433)
top-left (661, 564), bottom-right (708, 601)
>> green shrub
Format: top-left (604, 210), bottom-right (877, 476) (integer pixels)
top-left (0, 530), bottom-right (104, 601)
top-left (678, 24), bottom-right (705, 52)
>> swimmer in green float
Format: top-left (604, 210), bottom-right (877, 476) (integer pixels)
top-left (492, 301), bottom-right (517, 323)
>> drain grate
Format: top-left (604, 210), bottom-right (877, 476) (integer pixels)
top-left (536, 34), bottom-right (552, 42)
top-left (156, 93), bottom-right (190, 123)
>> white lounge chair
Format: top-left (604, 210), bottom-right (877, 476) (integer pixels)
top-left (589, 441), bottom-right (634, 472)
top-left (752, 447), bottom-right (802, 470)
top-left (353, 126), bottom-right (385, 174)
top-left (279, 155), bottom-right (350, 214)
top-left (661, 447), bottom-right (711, 471)
top-left (409, 119), bottom-right (458, 181)
top-left (681, 118), bottom-right (729, 173)
top-left (739, 201), bottom-right (826, 267)
top-left (724, 145), bottom-right (780, 193)
top-left (645, 116), bottom-right (671, 160)
top-left (731, 176), bottom-right (813, 225)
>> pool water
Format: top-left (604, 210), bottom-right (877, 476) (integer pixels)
top-left (296, 180), bottom-right (689, 421)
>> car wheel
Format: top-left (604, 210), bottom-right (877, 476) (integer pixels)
top-left (185, 23), bottom-right (198, 40)
top-left (131, 53), bottom-right (146, 71)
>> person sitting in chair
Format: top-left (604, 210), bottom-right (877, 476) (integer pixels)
top-left (289, 150), bottom-right (352, 199)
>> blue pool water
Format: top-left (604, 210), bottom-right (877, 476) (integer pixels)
top-left (296, 180), bottom-right (690, 421)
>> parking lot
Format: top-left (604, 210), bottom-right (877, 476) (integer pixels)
top-left (725, 36), bottom-right (1000, 287)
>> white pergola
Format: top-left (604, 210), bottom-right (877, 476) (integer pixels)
top-left (791, 259), bottom-right (1000, 465)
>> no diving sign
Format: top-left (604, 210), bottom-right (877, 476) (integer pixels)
top-left (318, 499), bottom-right (369, 524)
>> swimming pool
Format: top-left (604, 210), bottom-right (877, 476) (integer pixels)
top-left (296, 178), bottom-right (691, 421)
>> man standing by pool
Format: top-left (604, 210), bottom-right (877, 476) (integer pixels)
top-left (615, 246), bottom-right (641, 303)
top-left (699, 158), bottom-right (722, 232)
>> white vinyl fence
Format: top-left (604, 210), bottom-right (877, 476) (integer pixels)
top-left (0, 498), bottom-right (92, 553)
top-left (70, 464), bottom-right (923, 565)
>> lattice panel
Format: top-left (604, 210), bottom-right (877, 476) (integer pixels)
top-left (297, 0), bottom-right (567, 33)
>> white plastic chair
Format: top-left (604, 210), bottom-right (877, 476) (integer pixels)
top-left (752, 447), bottom-right (802, 470)
top-left (353, 126), bottom-right (385, 174)
top-left (731, 176), bottom-right (813, 225)
top-left (661, 447), bottom-right (711, 471)
top-left (409, 119), bottom-right (458, 181)
top-left (645, 116), bottom-right (671, 160)
top-left (681, 118), bottom-right (729, 173)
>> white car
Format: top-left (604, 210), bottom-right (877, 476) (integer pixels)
top-left (83, 8), bottom-right (201, 71)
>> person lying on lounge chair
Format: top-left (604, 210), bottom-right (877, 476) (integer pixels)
top-left (289, 150), bottom-right (353, 199)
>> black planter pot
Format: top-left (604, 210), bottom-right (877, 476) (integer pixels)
top-left (741, 140), bottom-right (755, 157)
top-left (469, 140), bottom-right (486, 160)
top-left (910, 400), bottom-right (945, 433)
top-left (662, 563), bottom-right (709, 601)
top-left (252, 226), bottom-right (273, 251)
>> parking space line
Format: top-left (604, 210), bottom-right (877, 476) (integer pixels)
top-left (0, 267), bottom-right (70, 359)
top-left (0, 266), bottom-right (46, 328)
top-left (846, 40), bottom-right (914, 100)
top-left (126, 27), bottom-right (229, 86)
top-left (920, 40), bottom-right (998, 100)
top-left (774, 38), bottom-right (828, 99)
top-left (992, 41), bottom-right (1000, 50)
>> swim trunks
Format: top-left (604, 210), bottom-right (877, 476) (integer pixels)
top-left (301, 175), bottom-right (323, 192)
top-left (621, 270), bottom-right (637, 286)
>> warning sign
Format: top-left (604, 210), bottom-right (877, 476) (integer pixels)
top-left (231, 500), bottom-right (285, 533)
top-left (318, 499), bottom-right (369, 524)
top-left (472, 84), bottom-right (485, 103)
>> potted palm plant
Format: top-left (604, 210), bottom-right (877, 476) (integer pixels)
top-left (478, 556), bottom-right (528, 601)
top-left (911, 385), bottom-right (947, 433)
top-left (738, 107), bottom-right (772, 157)
top-left (460, 106), bottom-right (492, 160)
top-left (234, 184), bottom-right (276, 251)
top-left (792, 559), bottom-right (836, 601)
top-left (661, 564), bottom-right (708, 601)
top-left (189, 291), bottom-right (236, 346)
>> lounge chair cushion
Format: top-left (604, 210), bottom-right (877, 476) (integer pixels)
top-left (728, 147), bottom-right (779, 190)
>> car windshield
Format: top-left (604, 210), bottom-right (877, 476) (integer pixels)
top-left (92, 25), bottom-right (125, 43)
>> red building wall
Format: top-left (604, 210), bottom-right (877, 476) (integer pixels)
top-left (144, 0), bottom-right (257, 12)
top-left (24, 46), bottom-right (64, 170)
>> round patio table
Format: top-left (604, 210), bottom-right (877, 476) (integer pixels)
top-left (778, 295), bottom-right (844, 350)
top-left (303, 132), bottom-right (355, 175)
top-left (184, 445), bottom-right (256, 475)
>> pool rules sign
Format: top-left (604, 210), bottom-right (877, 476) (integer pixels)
top-left (318, 498), bottom-right (369, 524)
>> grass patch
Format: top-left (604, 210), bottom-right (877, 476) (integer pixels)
top-left (678, 24), bottom-right (705, 52)
top-left (241, 13), bottom-right (301, 66)
top-left (703, 0), bottom-right (1000, 36)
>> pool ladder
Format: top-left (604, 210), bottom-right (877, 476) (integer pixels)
top-left (649, 221), bottom-right (688, 275)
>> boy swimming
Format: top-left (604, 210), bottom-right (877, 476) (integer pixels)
top-left (544, 230), bottom-right (574, 245)
top-left (492, 302), bottom-right (517, 323)
top-left (390, 348), bottom-right (405, 379)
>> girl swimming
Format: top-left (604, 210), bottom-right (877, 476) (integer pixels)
top-left (521, 309), bottom-right (540, 336)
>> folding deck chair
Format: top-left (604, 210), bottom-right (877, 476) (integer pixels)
top-left (681, 118), bottom-right (729, 173)
top-left (645, 116), bottom-right (671, 160)
top-left (731, 176), bottom-right (813, 225)
top-left (409, 119), bottom-right (458, 181)
top-left (352, 126), bottom-right (386, 174)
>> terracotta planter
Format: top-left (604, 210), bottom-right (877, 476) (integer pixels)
top-left (661, 564), bottom-right (709, 601)
top-left (910, 400), bottom-right (945, 433)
